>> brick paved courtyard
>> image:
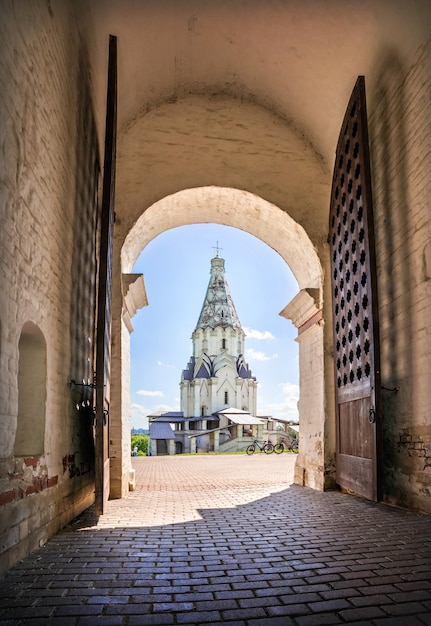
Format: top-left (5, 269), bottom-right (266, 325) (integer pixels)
top-left (0, 454), bottom-right (430, 625)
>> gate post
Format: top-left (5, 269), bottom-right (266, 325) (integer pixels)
top-left (110, 268), bottom-right (148, 498)
top-left (280, 288), bottom-right (335, 491)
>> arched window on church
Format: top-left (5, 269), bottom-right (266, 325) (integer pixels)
top-left (201, 405), bottom-right (206, 416)
top-left (224, 391), bottom-right (228, 405)
top-left (222, 338), bottom-right (226, 350)
top-left (14, 322), bottom-right (47, 456)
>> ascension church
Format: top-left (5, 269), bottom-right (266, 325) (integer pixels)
top-left (148, 252), bottom-right (289, 455)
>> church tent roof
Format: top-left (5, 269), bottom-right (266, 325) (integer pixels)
top-left (182, 357), bottom-right (195, 380)
top-left (195, 255), bottom-right (242, 331)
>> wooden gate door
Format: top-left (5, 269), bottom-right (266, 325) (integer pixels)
top-left (329, 76), bottom-right (382, 501)
top-left (95, 35), bottom-right (117, 515)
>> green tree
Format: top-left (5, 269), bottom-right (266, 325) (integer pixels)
top-left (131, 434), bottom-right (148, 456)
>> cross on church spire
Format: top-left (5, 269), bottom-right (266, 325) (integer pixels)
top-left (213, 241), bottom-right (223, 257)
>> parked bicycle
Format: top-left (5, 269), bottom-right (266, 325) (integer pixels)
top-left (246, 439), bottom-right (274, 454)
top-left (289, 437), bottom-right (299, 452)
top-left (273, 441), bottom-right (285, 454)
top-left (286, 436), bottom-right (299, 452)
top-left (273, 437), bottom-right (299, 454)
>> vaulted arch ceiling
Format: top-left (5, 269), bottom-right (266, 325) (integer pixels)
top-left (81, 0), bottom-right (431, 168)
top-left (77, 0), bottom-right (431, 261)
top-left (115, 94), bottom-right (330, 248)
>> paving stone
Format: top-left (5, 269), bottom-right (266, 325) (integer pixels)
top-left (388, 590), bottom-right (431, 603)
top-left (348, 593), bottom-right (393, 608)
top-left (221, 606), bottom-right (267, 620)
top-left (55, 605), bottom-right (106, 616)
top-left (373, 618), bottom-right (427, 626)
top-left (153, 602), bottom-right (194, 612)
top-left (128, 615), bottom-right (175, 625)
top-left (267, 602), bottom-right (311, 616)
top-left (194, 599), bottom-right (238, 611)
top-left (176, 610), bottom-right (222, 623)
top-left (382, 601), bottom-right (430, 616)
top-left (280, 592), bottom-right (322, 605)
top-left (77, 617), bottom-right (124, 625)
top-left (0, 616), bottom-right (77, 626)
top-left (248, 618), bottom-right (295, 626)
top-left (105, 604), bottom-right (152, 615)
top-left (0, 455), bottom-right (430, 625)
top-left (307, 598), bottom-right (353, 612)
top-left (295, 613), bottom-right (343, 625)
top-left (318, 588), bottom-right (362, 601)
top-left (339, 606), bottom-right (388, 620)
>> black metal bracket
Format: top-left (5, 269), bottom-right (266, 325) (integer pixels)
top-left (68, 376), bottom-right (96, 389)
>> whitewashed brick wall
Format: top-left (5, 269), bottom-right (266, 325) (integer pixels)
top-left (0, 0), bottom-right (100, 573)
top-left (369, 38), bottom-right (431, 512)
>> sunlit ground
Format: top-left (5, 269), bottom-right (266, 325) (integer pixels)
top-left (93, 454), bottom-right (297, 529)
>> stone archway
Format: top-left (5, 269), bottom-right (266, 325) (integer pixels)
top-left (112, 186), bottom-right (335, 498)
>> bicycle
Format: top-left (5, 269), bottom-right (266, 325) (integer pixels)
top-left (273, 441), bottom-right (285, 454)
top-left (274, 437), bottom-right (298, 453)
top-left (246, 439), bottom-right (274, 454)
top-left (286, 436), bottom-right (299, 453)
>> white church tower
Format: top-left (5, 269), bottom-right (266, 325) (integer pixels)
top-left (180, 252), bottom-right (258, 418)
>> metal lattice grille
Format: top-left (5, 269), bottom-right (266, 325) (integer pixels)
top-left (329, 77), bottom-right (378, 395)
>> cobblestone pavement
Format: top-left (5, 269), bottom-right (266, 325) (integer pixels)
top-left (1, 454), bottom-right (430, 625)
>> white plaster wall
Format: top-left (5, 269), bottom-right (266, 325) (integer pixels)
top-left (369, 38), bottom-right (431, 512)
top-left (294, 324), bottom-right (328, 491)
top-left (0, 0), bottom-right (100, 573)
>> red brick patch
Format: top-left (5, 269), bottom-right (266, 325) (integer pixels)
top-left (0, 490), bottom-right (17, 505)
top-left (24, 457), bottom-right (40, 468)
top-left (25, 482), bottom-right (39, 496)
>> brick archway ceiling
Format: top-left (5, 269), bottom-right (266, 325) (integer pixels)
top-left (80, 0), bottom-right (431, 271)
top-left (84, 0), bottom-right (430, 161)
top-left (116, 92), bottom-right (326, 290)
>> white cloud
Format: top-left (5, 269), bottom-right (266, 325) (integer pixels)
top-left (131, 403), bottom-right (150, 429)
top-left (246, 348), bottom-right (278, 362)
top-left (279, 382), bottom-right (299, 397)
top-left (136, 389), bottom-right (163, 397)
top-left (157, 360), bottom-right (176, 368)
top-left (260, 382), bottom-right (299, 421)
top-left (243, 327), bottom-right (275, 340)
top-left (154, 403), bottom-right (177, 413)
top-left (131, 403), bottom-right (148, 414)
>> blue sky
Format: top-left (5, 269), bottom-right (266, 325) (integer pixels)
top-left (130, 224), bottom-right (299, 430)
